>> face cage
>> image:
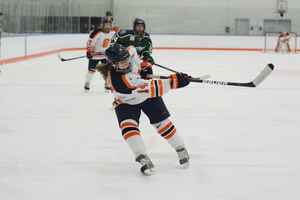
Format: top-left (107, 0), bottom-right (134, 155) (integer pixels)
top-left (111, 57), bottom-right (133, 74)
top-left (134, 24), bottom-right (145, 36)
top-left (103, 23), bottom-right (112, 32)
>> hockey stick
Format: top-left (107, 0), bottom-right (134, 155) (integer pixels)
top-left (153, 62), bottom-right (210, 80)
top-left (150, 63), bottom-right (274, 88)
top-left (149, 74), bottom-right (210, 80)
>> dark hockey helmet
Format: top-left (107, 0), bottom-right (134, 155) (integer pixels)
top-left (105, 44), bottom-right (132, 73)
top-left (102, 17), bottom-right (112, 32)
top-left (106, 11), bottom-right (112, 16)
top-left (133, 18), bottom-right (145, 36)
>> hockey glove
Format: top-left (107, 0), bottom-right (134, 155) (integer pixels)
top-left (169, 73), bottom-right (190, 89)
top-left (86, 49), bottom-right (94, 59)
top-left (142, 56), bottom-right (154, 65)
top-left (140, 66), bottom-right (153, 79)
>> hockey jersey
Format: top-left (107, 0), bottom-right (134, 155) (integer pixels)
top-left (110, 29), bottom-right (153, 60)
top-left (110, 47), bottom-right (171, 106)
top-left (86, 28), bottom-right (116, 60)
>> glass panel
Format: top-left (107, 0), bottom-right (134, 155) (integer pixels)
top-left (0, 0), bottom-right (299, 36)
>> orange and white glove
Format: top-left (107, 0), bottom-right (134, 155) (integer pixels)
top-left (169, 73), bottom-right (190, 89)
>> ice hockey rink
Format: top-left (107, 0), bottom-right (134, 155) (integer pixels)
top-left (0, 49), bottom-right (299, 200)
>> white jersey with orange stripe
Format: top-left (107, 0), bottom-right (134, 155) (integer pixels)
top-left (86, 29), bottom-right (116, 60)
top-left (110, 46), bottom-right (172, 106)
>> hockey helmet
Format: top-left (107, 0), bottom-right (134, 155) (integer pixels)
top-left (106, 11), bottom-right (112, 16)
top-left (133, 18), bottom-right (145, 36)
top-left (105, 44), bottom-right (132, 73)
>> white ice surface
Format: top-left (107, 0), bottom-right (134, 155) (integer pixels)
top-left (0, 50), bottom-right (300, 200)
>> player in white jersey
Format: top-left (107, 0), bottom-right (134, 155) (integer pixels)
top-left (85, 18), bottom-right (116, 92)
top-left (96, 44), bottom-right (190, 175)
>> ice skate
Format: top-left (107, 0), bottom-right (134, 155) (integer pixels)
top-left (104, 81), bottom-right (111, 92)
top-left (84, 82), bottom-right (90, 92)
top-left (135, 154), bottom-right (155, 175)
top-left (176, 147), bottom-right (190, 168)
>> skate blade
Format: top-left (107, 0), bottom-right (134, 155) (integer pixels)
top-left (142, 169), bottom-right (155, 175)
top-left (181, 162), bottom-right (190, 168)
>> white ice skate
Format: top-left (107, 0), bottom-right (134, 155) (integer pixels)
top-left (136, 154), bottom-right (155, 175)
top-left (84, 82), bottom-right (90, 92)
top-left (176, 147), bottom-right (190, 168)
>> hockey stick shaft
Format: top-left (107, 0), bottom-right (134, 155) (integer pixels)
top-left (153, 63), bottom-right (180, 73)
top-left (150, 63), bottom-right (274, 88)
top-left (194, 63), bottom-right (274, 87)
top-left (149, 74), bottom-right (210, 80)
top-left (57, 52), bottom-right (105, 61)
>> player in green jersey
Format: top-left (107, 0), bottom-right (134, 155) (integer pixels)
top-left (110, 18), bottom-right (154, 65)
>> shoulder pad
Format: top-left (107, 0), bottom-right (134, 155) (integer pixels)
top-left (110, 71), bottom-right (134, 94)
top-left (90, 29), bottom-right (102, 39)
top-left (118, 29), bottom-right (134, 37)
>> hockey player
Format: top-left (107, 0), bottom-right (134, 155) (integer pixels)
top-left (110, 18), bottom-right (154, 65)
top-left (85, 18), bottom-right (116, 92)
top-left (275, 31), bottom-right (291, 53)
top-left (96, 44), bottom-right (190, 175)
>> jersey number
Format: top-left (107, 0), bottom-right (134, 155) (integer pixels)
top-left (137, 83), bottom-right (149, 93)
top-left (102, 38), bottom-right (110, 47)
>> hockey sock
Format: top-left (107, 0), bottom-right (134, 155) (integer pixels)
top-left (86, 70), bottom-right (95, 83)
top-left (120, 119), bottom-right (147, 158)
top-left (153, 118), bottom-right (185, 150)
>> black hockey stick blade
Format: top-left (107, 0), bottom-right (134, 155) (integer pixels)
top-left (57, 52), bottom-right (86, 61)
top-left (189, 63), bottom-right (274, 87)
